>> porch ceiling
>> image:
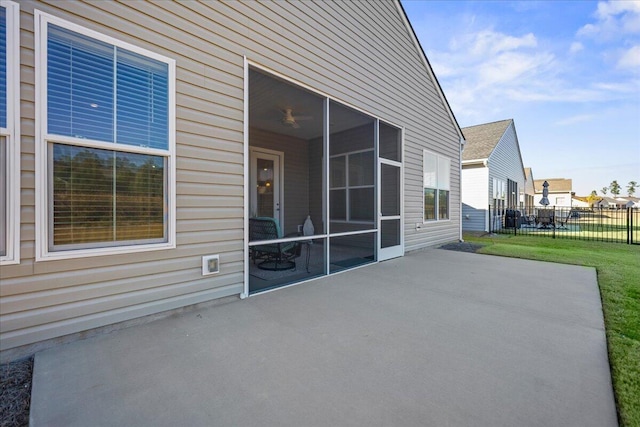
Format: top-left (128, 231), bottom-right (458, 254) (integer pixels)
top-left (249, 68), bottom-right (372, 140)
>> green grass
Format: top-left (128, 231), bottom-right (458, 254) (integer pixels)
top-left (464, 233), bottom-right (640, 427)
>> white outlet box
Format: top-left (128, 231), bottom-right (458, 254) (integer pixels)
top-left (202, 254), bottom-right (220, 275)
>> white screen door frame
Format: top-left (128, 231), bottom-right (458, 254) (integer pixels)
top-left (378, 157), bottom-right (403, 260)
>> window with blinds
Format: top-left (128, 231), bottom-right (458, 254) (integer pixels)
top-left (0, 7), bottom-right (6, 257)
top-left (0, 6), bottom-right (6, 130)
top-left (39, 13), bottom-right (174, 253)
top-left (423, 151), bottom-right (450, 221)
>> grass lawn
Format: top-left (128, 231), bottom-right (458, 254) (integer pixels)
top-left (464, 233), bottom-right (640, 427)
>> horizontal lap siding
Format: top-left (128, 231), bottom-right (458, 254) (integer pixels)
top-left (2, 0), bottom-right (247, 350)
top-left (462, 166), bottom-right (489, 231)
top-left (1, 0), bottom-right (460, 350)
top-left (488, 123), bottom-right (526, 206)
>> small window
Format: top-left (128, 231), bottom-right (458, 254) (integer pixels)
top-left (423, 151), bottom-right (450, 221)
top-left (36, 11), bottom-right (175, 259)
top-left (0, 0), bottom-right (19, 265)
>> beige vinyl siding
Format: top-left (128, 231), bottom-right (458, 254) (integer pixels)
top-left (1, 0), bottom-right (460, 351)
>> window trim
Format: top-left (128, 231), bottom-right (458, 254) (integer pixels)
top-left (35, 10), bottom-right (176, 261)
top-left (329, 148), bottom-right (375, 224)
top-left (423, 150), bottom-right (451, 222)
top-left (0, 0), bottom-right (20, 265)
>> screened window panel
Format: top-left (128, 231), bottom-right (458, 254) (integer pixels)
top-left (381, 219), bottom-right (400, 248)
top-left (330, 189), bottom-right (346, 220)
top-left (48, 25), bottom-right (114, 142)
top-left (0, 7), bottom-right (6, 129)
top-left (379, 122), bottom-right (401, 162)
top-left (330, 156), bottom-right (345, 188)
top-left (51, 144), bottom-right (166, 248)
top-left (348, 151), bottom-right (374, 186)
top-left (381, 163), bottom-right (400, 216)
top-left (424, 188), bottom-right (436, 221)
top-left (349, 188), bottom-right (374, 221)
top-left (117, 48), bottom-right (169, 149)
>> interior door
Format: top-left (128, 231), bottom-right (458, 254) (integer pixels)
top-left (378, 159), bottom-right (403, 260)
top-left (250, 149), bottom-right (282, 226)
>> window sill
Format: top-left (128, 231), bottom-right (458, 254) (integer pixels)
top-left (36, 241), bottom-right (176, 262)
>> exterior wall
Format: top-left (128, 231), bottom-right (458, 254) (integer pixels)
top-left (461, 165), bottom-right (489, 231)
top-left (524, 170), bottom-right (535, 209)
top-left (1, 0), bottom-right (460, 351)
top-left (487, 122), bottom-right (526, 209)
top-left (535, 192), bottom-right (573, 207)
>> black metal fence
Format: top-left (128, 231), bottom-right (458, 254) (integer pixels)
top-left (489, 206), bottom-right (639, 245)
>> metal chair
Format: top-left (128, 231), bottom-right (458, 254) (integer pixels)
top-left (249, 217), bottom-right (300, 271)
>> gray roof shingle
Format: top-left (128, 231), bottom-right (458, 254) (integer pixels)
top-left (534, 178), bottom-right (573, 193)
top-left (461, 119), bottom-right (513, 161)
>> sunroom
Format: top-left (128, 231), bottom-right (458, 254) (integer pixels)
top-left (246, 67), bottom-right (403, 294)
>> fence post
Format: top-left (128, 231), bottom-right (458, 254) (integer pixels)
top-left (628, 207), bottom-right (632, 245)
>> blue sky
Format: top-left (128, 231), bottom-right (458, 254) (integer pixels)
top-left (402, 0), bottom-right (640, 197)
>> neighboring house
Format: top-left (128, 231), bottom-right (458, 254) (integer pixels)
top-left (594, 198), bottom-right (610, 209)
top-left (534, 178), bottom-right (573, 207)
top-left (461, 119), bottom-right (526, 232)
top-left (616, 198), bottom-right (636, 209)
top-left (0, 1), bottom-right (464, 353)
top-left (593, 197), bottom-right (629, 209)
top-left (608, 198), bottom-right (636, 209)
top-left (523, 167), bottom-right (536, 209)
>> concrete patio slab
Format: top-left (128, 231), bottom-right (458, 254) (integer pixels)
top-left (30, 249), bottom-right (617, 426)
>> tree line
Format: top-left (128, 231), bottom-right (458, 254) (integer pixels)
top-left (589, 180), bottom-right (637, 198)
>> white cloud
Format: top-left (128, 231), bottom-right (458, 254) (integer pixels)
top-left (416, 9), bottom-right (639, 123)
top-left (617, 45), bottom-right (640, 69)
top-left (467, 30), bottom-right (537, 55)
top-left (569, 42), bottom-right (584, 54)
top-left (577, 0), bottom-right (640, 40)
top-left (554, 114), bottom-right (596, 126)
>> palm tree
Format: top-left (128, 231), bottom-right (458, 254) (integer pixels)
top-left (610, 180), bottom-right (621, 196)
top-left (628, 181), bottom-right (637, 197)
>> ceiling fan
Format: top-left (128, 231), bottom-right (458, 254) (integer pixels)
top-left (280, 108), bottom-right (312, 129)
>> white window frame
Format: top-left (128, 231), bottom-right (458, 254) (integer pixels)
top-left (329, 148), bottom-right (375, 224)
top-left (423, 150), bottom-right (450, 222)
top-left (492, 178), bottom-right (506, 217)
top-left (0, 0), bottom-right (20, 265)
top-left (34, 11), bottom-right (176, 261)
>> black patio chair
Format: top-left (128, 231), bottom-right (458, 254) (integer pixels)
top-left (249, 217), bottom-right (300, 271)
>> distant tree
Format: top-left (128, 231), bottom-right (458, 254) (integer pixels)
top-left (590, 190), bottom-right (597, 197)
top-left (601, 187), bottom-right (608, 196)
top-left (628, 181), bottom-right (637, 197)
top-left (610, 180), bottom-right (621, 196)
